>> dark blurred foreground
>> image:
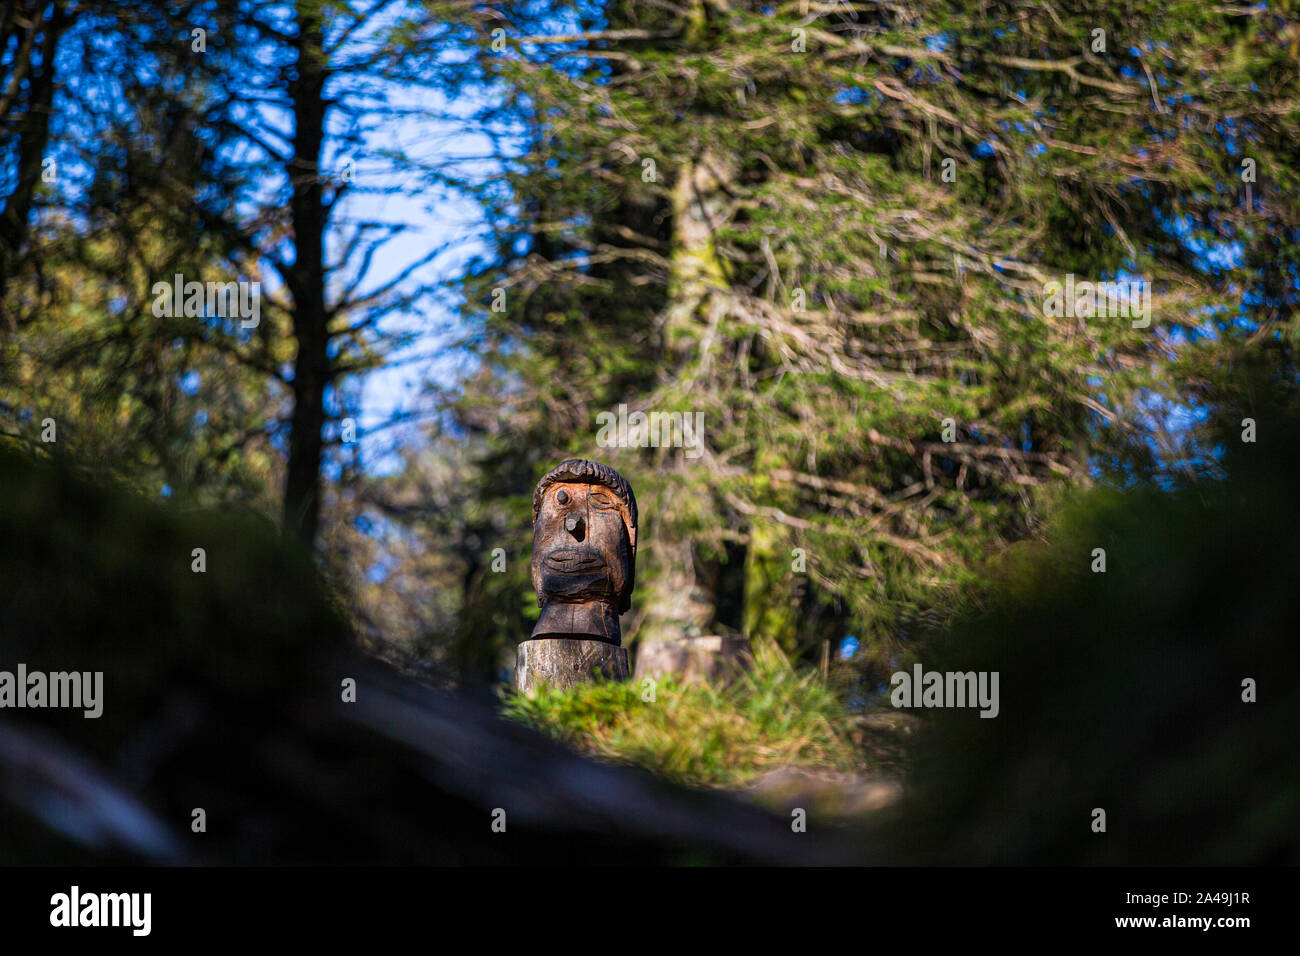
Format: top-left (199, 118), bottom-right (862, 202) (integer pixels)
top-left (0, 382), bottom-right (1296, 864)
top-left (886, 379), bottom-right (1300, 865)
top-left (0, 447), bottom-right (826, 864)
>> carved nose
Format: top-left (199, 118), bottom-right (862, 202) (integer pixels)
top-left (564, 514), bottom-right (585, 540)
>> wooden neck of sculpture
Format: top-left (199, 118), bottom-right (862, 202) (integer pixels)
top-left (530, 599), bottom-right (622, 644)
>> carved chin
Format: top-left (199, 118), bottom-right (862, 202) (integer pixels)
top-left (537, 569), bottom-right (616, 603)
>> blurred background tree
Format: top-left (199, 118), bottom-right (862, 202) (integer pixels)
top-left (437, 0), bottom-right (1300, 683)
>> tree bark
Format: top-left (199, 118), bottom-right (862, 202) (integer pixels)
top-left (282, 1), bottom-right (330, 548)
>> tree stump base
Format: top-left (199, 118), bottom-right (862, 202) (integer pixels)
top-left (515, 638), bottom-right (629, 694)
top-left (633, 635), bottom-right (753, 685)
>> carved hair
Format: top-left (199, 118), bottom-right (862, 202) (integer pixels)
top-left (532, 459), bottom-right (638, 552)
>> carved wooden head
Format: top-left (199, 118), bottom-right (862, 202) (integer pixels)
top-left (529, 460), bottom-right (637, 644)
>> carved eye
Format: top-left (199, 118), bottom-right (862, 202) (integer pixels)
top-left (555, 489), bottom-right (569, 505)
top-left (589, 491), bottom-right (616, 510)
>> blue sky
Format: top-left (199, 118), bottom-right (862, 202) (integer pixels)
top-left (339, 107), bottom-right (494, 474)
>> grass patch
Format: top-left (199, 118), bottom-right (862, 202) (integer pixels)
top-left (501, 641), bottom-right (875, 790)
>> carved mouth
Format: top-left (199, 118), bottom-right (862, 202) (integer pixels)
top-left (544, 548), bottom-right (606, 573)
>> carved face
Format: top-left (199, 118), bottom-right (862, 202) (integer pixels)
top-left (531, 481), bottom-right (632, 611)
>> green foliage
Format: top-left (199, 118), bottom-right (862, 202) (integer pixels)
top-left (0, 3), bottom-right (287, 510)
top-left (443, 0), bottom-right (1300, 675)
top-left (501, 642), bottom-right (869, 789)
top-left (0, 226), bottom-right (284, 510)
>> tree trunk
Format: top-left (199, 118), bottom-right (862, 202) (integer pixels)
top-left (633, 634), bottom-right (752, 684)
top-left (631, 152), bottom-right (731, 645)
top-left (282, 2), bottom-right (330, 548)
top-left (742, 443), bottom-right (800, 652)
top-left (0, 1), bottom-right (68, 317)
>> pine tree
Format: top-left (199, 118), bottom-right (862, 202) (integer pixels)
top-left (445, 0), bottom-right (1299, 674)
